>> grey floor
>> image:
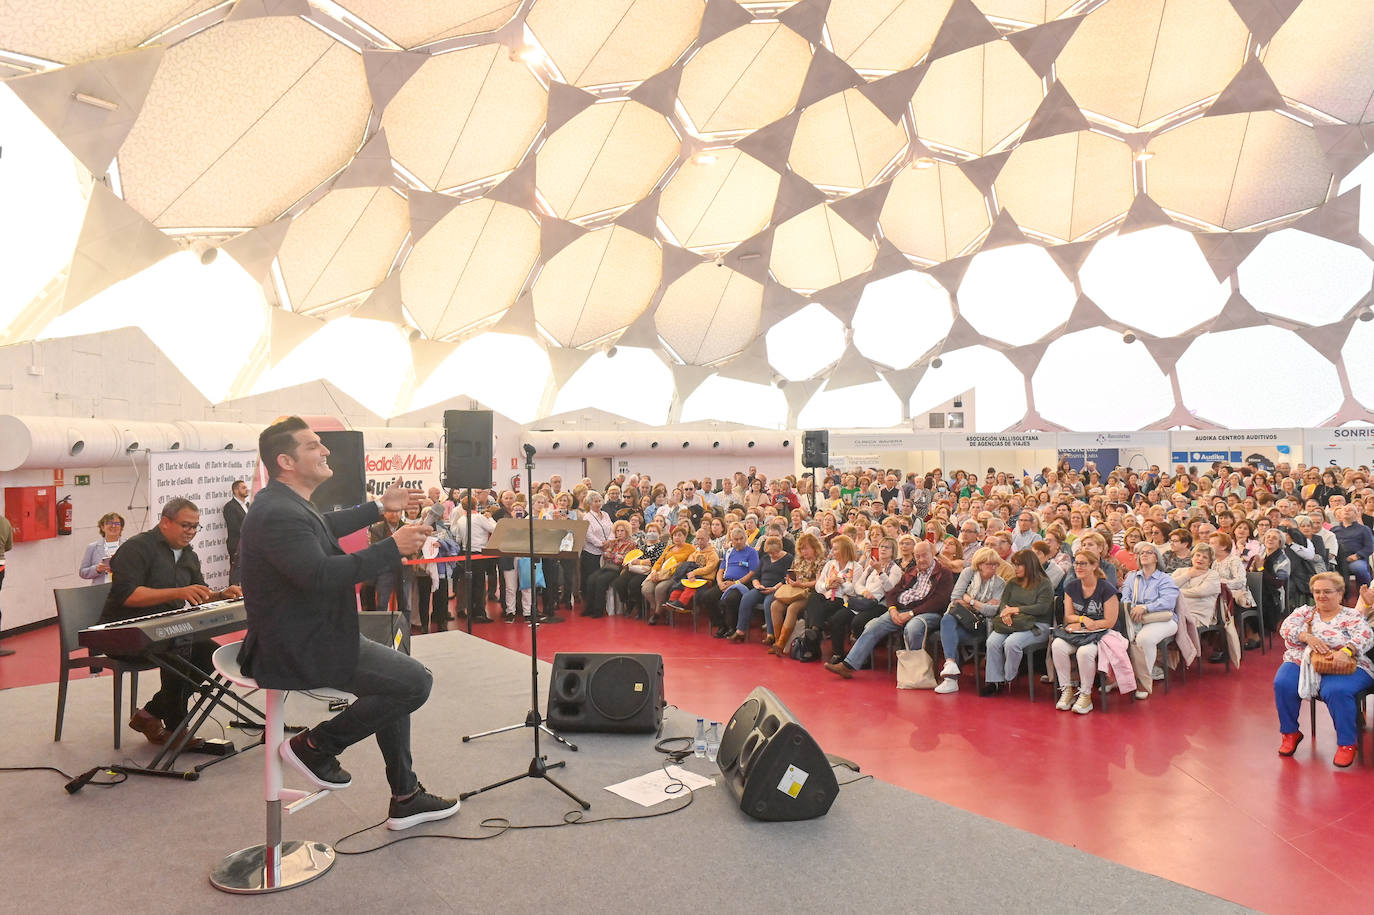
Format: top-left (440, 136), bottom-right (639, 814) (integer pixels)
top-left (0, 632), bottom-right (1251, 914)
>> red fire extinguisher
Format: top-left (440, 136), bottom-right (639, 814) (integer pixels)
top-left (57, 495), bottom-right (73, 536)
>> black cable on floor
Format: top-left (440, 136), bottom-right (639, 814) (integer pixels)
top-left (0, 764), bottom-right (129, 791)
top-left (334, 746), bottom-right (698, 856)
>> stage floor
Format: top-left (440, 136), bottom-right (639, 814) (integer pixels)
top-left (0, 628), bottom-right (1250, 914)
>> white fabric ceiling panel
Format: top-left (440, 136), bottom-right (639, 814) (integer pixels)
top-left (533, 225), bottom-right (662, 346)
top-left (117, 17), bottom-right (371, 228)
top-left (536, 99), bottom-right (679, 220)
top-left (0, 0), bottom-right (221, 64)
top-left (527, 0), bottom-right (702, 88)
top-left (277, 186), bottom-right (409, 313)
top-left (1056, 0), bottom-right (1248, 128)
top-left (659, 148), bottom-right (781, 250)
top-left (678, 22), bottom-right (811, 135)
top-left (382, 45), bottom-right (547, 192)
top-left (879, 160), bottom-right (989, 261)
top-left (655, 264), bottom-right (762, 364)
top-left (401, 198), bottom-right (539, 339)
top-left (344, 1), bottom-right (521, 47)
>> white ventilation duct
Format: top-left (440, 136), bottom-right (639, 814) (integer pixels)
top-left (117, 421), bottom-right (184, 454)
top-left (0, 415), bottom-right (124, 470)
top-left (520, 429), bottom-right (795, 457)
top-left (172, 421), bottom-right (263, 452)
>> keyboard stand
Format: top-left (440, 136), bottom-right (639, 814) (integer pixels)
top-left (119, 648), bottom-right (268, 782)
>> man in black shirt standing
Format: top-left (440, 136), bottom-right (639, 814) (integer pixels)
top-left (101, 497), bottom-right (241, 745)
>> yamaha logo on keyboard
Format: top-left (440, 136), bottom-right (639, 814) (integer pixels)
top-left (154, 621), bottom-right (196, 639)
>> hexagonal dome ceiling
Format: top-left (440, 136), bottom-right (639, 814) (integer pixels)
top-left (1, 0), bottom-right (1372, 430)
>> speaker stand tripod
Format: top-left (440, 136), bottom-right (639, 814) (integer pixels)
top-left (459, 445), bottom-right (589, 810)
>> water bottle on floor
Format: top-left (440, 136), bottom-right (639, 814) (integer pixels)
top-left (705, 721), bottom-right (720, 763)
top-left (694, 718), bottom-right (706, 758)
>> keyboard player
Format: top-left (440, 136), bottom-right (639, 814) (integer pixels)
top-left (100, 498), bottom-right (242, 746)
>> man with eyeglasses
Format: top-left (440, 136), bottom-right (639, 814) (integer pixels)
top-left (101, 497), bottom-right (241, 746)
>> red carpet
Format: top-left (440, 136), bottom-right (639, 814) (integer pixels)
top-left (5, 604), bottom-right (1371, 914)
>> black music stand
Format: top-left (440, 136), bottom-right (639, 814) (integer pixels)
top-left (460, 452), bottom-right (590, 810)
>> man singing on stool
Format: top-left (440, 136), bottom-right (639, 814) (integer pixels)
top-left (237, 416), bottom-right (458, 830)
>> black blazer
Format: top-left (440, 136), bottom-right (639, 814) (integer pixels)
top-left (223, 498), bottom-right (247, 557)
top-left (237, 480), bottom-right (397, 689)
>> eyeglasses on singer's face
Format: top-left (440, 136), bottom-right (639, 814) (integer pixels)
top-left (177, 522), bottom-right (201, 532)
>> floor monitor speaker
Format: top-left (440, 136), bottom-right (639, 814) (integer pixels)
top-left (311, 430), bottom-right (366, 513)
top-left (717, 686), bottom-right (837, 821)
top-left (546, 652), bottom-right (664, 734)
top-left (801, 430), bottom-right (829, 468)
top-left (358, 610), bottom-right (408, 655)
top-left (444, 410), bottom-right (493, 490)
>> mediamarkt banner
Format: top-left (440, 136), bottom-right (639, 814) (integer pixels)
top-left (365, 449), bottom-right (442, 498)
top-left (148, 450), bottom-right (259, 589)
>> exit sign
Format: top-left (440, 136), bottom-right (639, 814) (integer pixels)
top-left (75, 474), bottom-right (91, 486)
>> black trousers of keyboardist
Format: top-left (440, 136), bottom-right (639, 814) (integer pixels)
top-left (112, 639), bottom-right (217, 731)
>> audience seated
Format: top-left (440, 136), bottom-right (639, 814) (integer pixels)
top-left (1274, 572), bottom-right (1374, 767)
top-left (979, 548), bottom-right (1054, 696)
top-left (264, 456), bottom-right (1374, 755)
top-left (932, 547), bottom-right (1006, 694)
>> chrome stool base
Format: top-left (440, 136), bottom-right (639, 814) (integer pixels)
top-left (210, 840), bottom-right (336, 894)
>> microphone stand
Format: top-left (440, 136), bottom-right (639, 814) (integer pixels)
top-left (460, 445), bottom-right (588, 810)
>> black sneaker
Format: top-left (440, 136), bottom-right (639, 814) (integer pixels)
top-left (280, 732), bottom-right (351, 790)
top-left (386, 783), bottom-right (459, 831)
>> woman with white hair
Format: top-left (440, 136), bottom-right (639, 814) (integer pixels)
top-left (579, 491), bottom-right (613, 610)
top-left (1121, 542), bottom-right (1180, 698)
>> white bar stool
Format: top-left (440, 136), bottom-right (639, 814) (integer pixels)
top-left (209, 642), bottom-right (337, 894)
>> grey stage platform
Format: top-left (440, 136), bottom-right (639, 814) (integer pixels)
top-left (0, 632), bottom-right (1249, 914)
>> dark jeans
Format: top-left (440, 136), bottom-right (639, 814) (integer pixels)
top-left (615, 571), bottom-right (646, 615)
top-left (312, 635), bottom-right (433, 797)
top-left (421, 576), bottom-right (451, 630)
top-left (804, 594), bottom-right (854, 660)
top-left (117, 638), bottom-right (216, 731)
top-left (579, 551), bottom-right (602, 604)
top-left (560, 557), bottom-right (579, 606)
top-left (583, 565), bottom-right (620, 615)
top-left (375, 565), bottom-right (413, 626)
top-left (459, 558), bottom-right (496, 619)
top-left (710, 585), bottom-right (747, 630)
top-left (1261, 579), bottom-right (1284, 631)
top-left (848, 597), bottom-right (886, 637)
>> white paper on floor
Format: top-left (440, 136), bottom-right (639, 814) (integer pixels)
top-left (604, 765), bottom-right (716, 807)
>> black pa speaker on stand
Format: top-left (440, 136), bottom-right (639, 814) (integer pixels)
top-left (311, 430), bottom-right (366, 512)
top-left (801, 430), bottom-right (829, 468)
top-left (443, 409), bottom-right (493, 490)
top-left (717, 686), bottom-right (838, 821)
top-left (546, 653), bottom-right (664, 733)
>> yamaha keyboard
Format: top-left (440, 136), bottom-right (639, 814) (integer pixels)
top-left (80, 599), bottom-right (246, 655)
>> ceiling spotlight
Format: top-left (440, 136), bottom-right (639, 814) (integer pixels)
top-left (914, 156), bottom-right (936, 169)
top-left (199, 246), bottom-right (218, 265)
top-left (1134, 149), bottom-right (1155, 162)
top-left (714, 253), bottom-right (725, 268)
top-left (1122, 331), bottom-right (1137, 344)
top-left (1360, 309), bottom-right (1373, 323)
top-left (509, 45), bottom-right (542, 63)
top-left (952, 396), bottom-right (963, 409)
top-left (694, 152), bottom-right (718, 165)
top-left (605, 345), bottom-right (619, 358)
top-left (931, 357), bottom-right (943, 369)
